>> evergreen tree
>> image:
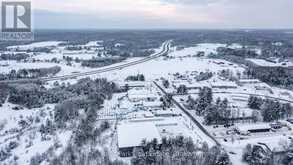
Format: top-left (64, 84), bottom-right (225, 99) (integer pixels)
top-left (177, 85), bottom-right (187, 95)
top-left (162, 79), bottom-right (170, 88)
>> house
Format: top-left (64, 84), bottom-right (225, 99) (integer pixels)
top-left (128, 111), bottom-right (155, 119)
top-left (255, 83), bottom-right (272, 93)
top-left (142, 101), bottom-right (162, 108)
top-left (127, 87), bottom-right (158, 102)
top-left (173, 81), bottom-right (210, 90)
top-left (124, 81), bottom-right (148, 88)
top-left (213, 61), bottom-right (225, 65)
top-left (117, 122), bottom-right (161, 157)
top-left (210, 81), bottom-right (238, 89)
top-left (238, 79), bottom-right (261, 86)
top-left (236, 123), bottom-right (271, 135)
top-left (153, 109), bottom-right (178, 117)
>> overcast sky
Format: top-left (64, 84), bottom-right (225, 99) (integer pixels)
top-left (31, 0), bottom-right (293, 29)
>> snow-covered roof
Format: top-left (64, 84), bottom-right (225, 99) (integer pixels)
top-left (173, 81), bottom-right (210, 89)
top-left (128, 117), bottom-right (179, 128)
top-left (128, 88), bottom-right (158, 101)
top-left (129, 117), bottom-right (165, 123)
top-left (238, 79), bottom-right (261, 84)
top-left (255, 83), bottom-right (271, 88)
top-left (85, 41), bottom-right (102, 47)
top-left (153, 109), bottom-right (176, 116)
top-left (121, 81), bottom-right (151, 87)
top-left (264, 138), bottom-right (289, 152)
top-left (128, 87), bottom-right (152, 95)
top-left (143, 101), bottom-right (162, 107)
top-left (117, 122), bottom-right (161, 148)
top-left (143, 112), bottom-right (155, 118)
top-left (128, 94), bottom-right (158, 101)
top-left (210, 81), bottom-right (238, 88)
top-left (7, 41), bottom-right (63, 50)
top-left (236, 123), bottom-right (271, 132)
top-left (155, 118), bottom-right (178, 126)
top-left (128, 111), bottom-right (155, 119)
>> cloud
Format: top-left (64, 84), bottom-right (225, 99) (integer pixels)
top-left (31, 0), bottom-right (293, 29)
top-left (159, 0), bottom-right (224, 6)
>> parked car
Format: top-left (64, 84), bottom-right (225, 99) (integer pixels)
top-left (270, 122), bottom-right (282, 129)
top-left (224, 123), bottom-right (234, 128)
top-left (287, 119), bottom-right (293, 124)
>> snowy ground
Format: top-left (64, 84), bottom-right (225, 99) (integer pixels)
top-left (2, 42), bottom-right (293, 164)
top-left (7, 41), bottom-right (63, 50)
top-left (0, 102), bottom-right (71, 165)
top-left (0, 60), bottom-right (92, 75)
top-left (247, 58), bottom-right (293, 67)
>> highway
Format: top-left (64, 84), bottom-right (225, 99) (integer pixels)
top-left (0, 41), bottom-right (171, 84)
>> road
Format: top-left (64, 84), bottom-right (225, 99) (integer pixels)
top-left (153, 81), bottom-right (221, 146)
top-left (0, 41), bottom-right (171, 84)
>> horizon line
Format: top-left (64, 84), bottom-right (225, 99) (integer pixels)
top-left (33, 28), bottom-right (293, 31)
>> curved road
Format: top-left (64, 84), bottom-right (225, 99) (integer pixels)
top-left (0, 41), bottom-right (171, 84)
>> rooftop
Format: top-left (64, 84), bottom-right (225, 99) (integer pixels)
top-left (117, 122), bottom-right (161, 148)
top-left (238, 79), bottom-right (261, 83)
top-left (236, 123), bottom-right (271, 132)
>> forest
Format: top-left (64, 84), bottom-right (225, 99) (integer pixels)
top-left (245, 66), bottom-right (293, 89)
top-left (185, 87), bottom-right (231, 125)
top-left (131, 136), bottom-right (231, 165)
top-left (0, 66), bottom-right (61, 81)
top-left (248, 96), bottom-right (293, 122)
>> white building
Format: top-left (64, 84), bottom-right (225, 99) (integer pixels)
top-left (238, 79), bottom-right (261, 86)
top-left (173, 81), bottom-right (210, 90)
top-left (127, 87), bottom-right (158, 102)
top-left (117, 122), bottom-right (161, 157)
top-left (210, 81), bottom-right (238, 89)
top-left (236, 123), bottom-right (271, 135)
top-left (142, 101), bottom-right (162, 108)
top-left (153, 109), bottom-right (178, 117)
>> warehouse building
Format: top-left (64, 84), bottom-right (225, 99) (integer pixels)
top-left (117, 122), bottom-right (161, 157)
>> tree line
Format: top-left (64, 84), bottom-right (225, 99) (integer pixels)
top-left (245, 66), bottom-right (293, 89)
top-left (2, 77), bottom-right (117, 111)
top-left (0, 66), bottom-right (61, 81)
top-left (126, 74), bottom-right (145, 81)
top-left (248, 96), bottom-right (293, 122)
top-left (185, 87), bottom-right (231, 125)
top-left (132, 136), bottom-right (231, 165)
top-left (81, 57), bottom-right (126, 68)
top-left (0, 53), bottom-right (30, 61)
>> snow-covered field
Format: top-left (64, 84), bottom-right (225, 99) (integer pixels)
top-left (33, 51), bottom-right (100, 61)
top-left (2, 41), bottom-right (293, 165)
top-left (95, 57), bottom-right (244, 83)
top-left (7, 41), bottom-right (63, 50)
top-left (0, 60), bottom-right (93, 76)
top-left (0, 102), bottom-right (72, 164)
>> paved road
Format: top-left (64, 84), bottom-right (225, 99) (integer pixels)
top-left (153, 81), bottom-right (221, 146)
top-left (0, 41), bottom-right (171, 84)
